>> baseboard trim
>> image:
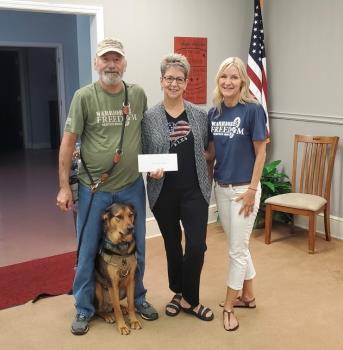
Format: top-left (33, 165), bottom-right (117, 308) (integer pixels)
top-left (146, 204), bottom-right (218, 239)
top-left (146, 204), bottom-right (343, 241)
top-left (295, 214), bottom-right (343, 240)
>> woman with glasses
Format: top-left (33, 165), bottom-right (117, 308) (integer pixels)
top-left (142, 53), bottom-right (213, 321)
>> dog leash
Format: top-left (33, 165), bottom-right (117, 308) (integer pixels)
top-left (80, 80), bottom-right (129, 192)
top-left (76, 81), bottom-right (129, 266)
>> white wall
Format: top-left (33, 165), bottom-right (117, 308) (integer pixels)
top-left (264, 0), bottom-right (343, 239)
top-left (101, 0), bottom-right (252, 109)
top-left (265, 0), bottom-right (343, 116)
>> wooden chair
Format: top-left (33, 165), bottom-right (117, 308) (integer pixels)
top-left (264, 135), bottom-right (339, 253)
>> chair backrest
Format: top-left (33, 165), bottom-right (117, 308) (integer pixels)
top-left (292, 135), bottom-right (339, 200)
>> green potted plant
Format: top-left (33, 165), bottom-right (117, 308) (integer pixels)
top-left (254, 160), bottom-right (292, 228)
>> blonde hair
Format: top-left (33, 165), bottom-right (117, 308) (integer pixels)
top-left (213, 57), bottom-right (257, 113)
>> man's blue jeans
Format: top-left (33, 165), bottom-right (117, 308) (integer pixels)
top-left (73, 176), bottom-right (147, 318)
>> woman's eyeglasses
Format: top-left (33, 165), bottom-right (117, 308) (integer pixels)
top-left (163, 76), bottom-right (186, 85)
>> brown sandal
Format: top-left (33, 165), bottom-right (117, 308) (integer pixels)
top-left (219, 297), bottom-right (256, 309)
top-left (223, 309), bottom-right (239, 331)
top-left (234, 296), bottom-right (256, 309)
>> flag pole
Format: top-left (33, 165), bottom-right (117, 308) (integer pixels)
top-left (258, 0), bottom-right (269, 141)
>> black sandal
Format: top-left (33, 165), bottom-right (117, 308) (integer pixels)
top-left (182, 304), bottom-right (214, 321)
top-left (165, 294), bottom-right (182, 317)
top-left (223, 309), bottom-right (239, 331)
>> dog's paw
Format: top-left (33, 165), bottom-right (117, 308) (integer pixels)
top-left (105, 314), bottom-right (116, 324)
top-left (129, 318), bottom-right (142, 330)
top-left (118, 323), bottom-right (131, 335)
top-left (97, 312), bottom-right (116, 323)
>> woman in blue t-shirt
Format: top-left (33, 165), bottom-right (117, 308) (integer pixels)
top-left (207, 57), bottom-right (267, 331)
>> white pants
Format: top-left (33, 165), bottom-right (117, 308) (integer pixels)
top-left (214, 182), bottom-right (261, 290)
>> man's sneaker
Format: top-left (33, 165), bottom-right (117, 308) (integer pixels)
top-left (71, 314), bottom-right (89, 335)
top-left (136, 301), bottom-right (159, 321)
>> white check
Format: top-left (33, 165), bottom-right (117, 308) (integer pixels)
top-left (138, 154), bottom-right (178, 172)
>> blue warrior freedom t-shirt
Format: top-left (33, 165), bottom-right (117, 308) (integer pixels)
top-left (208, 102), bottom-right (266, 184)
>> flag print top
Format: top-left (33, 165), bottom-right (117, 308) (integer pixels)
top-left (164, 110), bottom-right (198, 188)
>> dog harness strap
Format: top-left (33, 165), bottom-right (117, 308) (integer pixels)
top-left (95, 81), bottom-right (129, 189)
top-left (99, 251), bottom-right (132, 279)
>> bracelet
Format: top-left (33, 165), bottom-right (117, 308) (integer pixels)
top-left (248, 187), bottom-right (257, 192)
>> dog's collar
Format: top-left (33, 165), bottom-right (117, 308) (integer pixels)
top-left (100, 238), bottom-right (135, 257)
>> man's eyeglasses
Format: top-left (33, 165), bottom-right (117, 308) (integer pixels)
top-left (163, 76), bottom-right (186, 85)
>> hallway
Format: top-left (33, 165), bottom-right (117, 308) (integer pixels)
top-left (0, 149), bottom-right (76, 267)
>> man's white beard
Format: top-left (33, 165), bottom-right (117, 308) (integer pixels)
top-left (100, 71), bottom-right (123, 85)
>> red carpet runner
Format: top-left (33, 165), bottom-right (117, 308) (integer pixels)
top-left (0, 251), bottom-right (76, 310)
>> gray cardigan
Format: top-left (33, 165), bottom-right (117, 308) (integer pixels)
top-left (142, 101), bottom-right (211, 209)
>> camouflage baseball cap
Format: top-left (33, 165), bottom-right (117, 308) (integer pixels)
top-left (96, 38), bottom-right (125, 57)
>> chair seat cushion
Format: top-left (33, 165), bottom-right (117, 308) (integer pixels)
top-left (265, 193), bottom-right (327, 211)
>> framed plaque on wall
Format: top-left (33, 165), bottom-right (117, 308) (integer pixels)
top-left (174, 37), bottom-right (207, 104)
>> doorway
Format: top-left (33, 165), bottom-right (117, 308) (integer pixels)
top-left (0, 50), bottom-right (23, 150)
top-left (0, 2), bottom-right (101, 266)
top-left (0, 46), bottom-right (62, 151)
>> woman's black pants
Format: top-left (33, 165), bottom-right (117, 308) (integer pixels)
top-left (152, 185), bottom-right (208, 307)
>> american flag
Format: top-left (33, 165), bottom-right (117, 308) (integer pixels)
top-left (247, 0), bottom-right (270, 136)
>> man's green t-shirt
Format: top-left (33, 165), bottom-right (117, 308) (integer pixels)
top-left (65, 81), bottom-right (147, 192)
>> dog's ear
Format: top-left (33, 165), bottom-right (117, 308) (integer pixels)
top-left (127, 204), bottom-right (136, 217)
top-left (102, 211), bottom-right (110, 222)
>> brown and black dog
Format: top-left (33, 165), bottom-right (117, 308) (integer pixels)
top-left (94, 203), bottom-right (142, 335)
